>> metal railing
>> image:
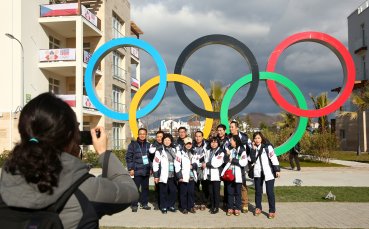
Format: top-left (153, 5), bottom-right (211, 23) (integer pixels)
top-left (112, 65), bottom-right (128, 82)
top-left (113, 138), bottom-right (126, 150)
top-left (40, 2), bottom-right (101, 30)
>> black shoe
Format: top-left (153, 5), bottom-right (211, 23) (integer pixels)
top-left (211, 208), bottom-right (219, 214)
top-left (131, 206), bottom-right (138, 212)
top-left (182, 209), bottom-right (188, 214)
top-left (161, 208), bottom-right (167, 214)
top-left (141, 205), bottom-right (151, 210)
top-left (168, 207), bottom-right (176, 212)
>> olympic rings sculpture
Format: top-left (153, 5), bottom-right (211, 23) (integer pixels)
top-left (84, 31), bottom-right (356, 155)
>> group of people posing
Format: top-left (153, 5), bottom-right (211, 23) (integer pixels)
top-left (125, 121), bottom-right (281, 219)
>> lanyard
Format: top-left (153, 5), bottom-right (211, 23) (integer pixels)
top-left (137, 141), bottom-right (148, 157)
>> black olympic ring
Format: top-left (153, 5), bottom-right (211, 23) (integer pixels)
top-left (174, 34), bottom-right (260, 119)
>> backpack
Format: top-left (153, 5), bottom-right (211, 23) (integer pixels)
top-left (0, 173), bottom-right (94, 229)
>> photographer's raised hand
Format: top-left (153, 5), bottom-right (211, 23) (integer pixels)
top-left (91, 126), bottom-right (107, 155)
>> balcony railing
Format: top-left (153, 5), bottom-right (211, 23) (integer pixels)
top-left (131, 47), bottom-right (139, 59)
top-left (113, 65), bottom-right (128, 82)
top-left (113, 102), bottom-right (126, 113)
top-left (39, 48), bottom-right (94, 64)
top-left (131, 77), bottom-right (140, 89)
top-left (353, 37), bottom-right (368, 55)
top-left (113, 29), bottom-right (125, 39)
top-left (40, 3), bottom-right (101, 30)
top-left (57, 94), bottom-right (96, 110)
top-left (113, 138), bottom-right (126, 150)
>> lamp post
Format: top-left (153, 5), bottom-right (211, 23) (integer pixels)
top-left (5, 33), bottom-right (24, 107)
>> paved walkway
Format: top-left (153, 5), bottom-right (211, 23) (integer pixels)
top-left (98, 159), bottom-right (369, 228)
top-left (100, 202), bottom-right (369, 228)
top-left (91, 159), bottom-right (369, 187)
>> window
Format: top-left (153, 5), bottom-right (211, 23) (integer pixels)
top-left (112, 13), bottom-right (124, 39)
top-left (112, 85), bottom-right (124, 112)
top-left (361, 24), bottom-right (366, 46)
top-left (339, 129), bottom-right (346, 140)
top-left (83, 42), bottom-right (90, 53)
top-left (48, 78), bottom-right (60, 94)
top-left (113, 51), bottom-right (125, 80)
top-left (363, 56), bottom-right (367, 80)
top-left (112, 122), bottom-right (124, 149)
top-left (49, 36), bottom-right (60, 49)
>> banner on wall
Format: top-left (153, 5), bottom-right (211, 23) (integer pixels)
top-left (39, 49), bottom-right (76, 62)
top-left (81, 5), bottom-right (98, 27)
top-left (40, 3), bottom-right (78, 17)
top-left (131, 77), bottom-right (140, 88)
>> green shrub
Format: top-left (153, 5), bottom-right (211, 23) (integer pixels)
top-left (0, 150), bottom-right (11, 167)
top-left (81, 149), bottom-right (127, 168)
top-left (305, 132), bottom-right (338, 163)
top-left (112, 149), bottom-right (127, 167)
top-left (81, 150), bottom-right (100, 168)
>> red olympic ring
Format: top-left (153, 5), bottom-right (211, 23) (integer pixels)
top-left (266, 31), bottom-right (355, 118)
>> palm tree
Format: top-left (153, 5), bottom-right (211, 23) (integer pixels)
top-left (339, 81), bottom-right (369, 154)
top-left (207, 81), bottom-right (229, 131)
top-left (209, 81), bottom-right (229, 112)
top-left (275, 112), bottom-right (297, 129)
top-left (310, 92), bottom-right (329, 133)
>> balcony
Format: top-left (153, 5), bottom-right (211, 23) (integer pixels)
top-left (131, 47), bottom-right (139, 60)
top-left (57, 94), bottom-right (97, 110)
top-left (112, 102), bottom-right (127, 113)
top-left (113, 65), bottom-right (128, 83)
top-left (113, 138), bottom-right (126, 150)
top-left (353, 38), bottom-right (368, 55)
top-left (131, 77), bottom-right (140, 90)
top-left (38, 48), bottom-right (101, 75)
top-left (39, 3), bottom-right (102, 37)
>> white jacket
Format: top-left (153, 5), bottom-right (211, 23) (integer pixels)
top-left (153, 147), bottom-right (177, 184)
top-left (253, 144), bottom-right (279, 181)
top-left (221, 146), bottom-right (248, 183)
top-left (203, 148), bottom-right (224, 181)
top-left (174, 149), bottom-right (198, 182)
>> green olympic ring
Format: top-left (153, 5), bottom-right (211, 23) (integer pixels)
top-left (220, 72), bottom-right (308, 156)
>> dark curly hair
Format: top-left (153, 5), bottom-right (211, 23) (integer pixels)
top-left (4, 93), bottom-right (80, 194)
top-left (230, 134), bottom-right (242, 149)
top-left (162, 133), bottom-right (174, 147)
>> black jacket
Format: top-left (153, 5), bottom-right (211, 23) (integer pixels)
top-left (126, 140), bottom-right (151, 176)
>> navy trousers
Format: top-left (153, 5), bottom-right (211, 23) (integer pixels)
top-left (254, 173), bottom-right (276, 213)
top-left (132, 175), bottom-right (149, 207)
top-left (227, 182), bottom-right (242, 210)
top-left (209, 181), bottom-right (221, 209)
top-left (179, 180), bottom-right (195, 210)
top-left (159, 178), bottom-right (177, 209)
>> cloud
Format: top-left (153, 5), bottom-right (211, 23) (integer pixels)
top-left (130, 0), bottom-right (364, 119)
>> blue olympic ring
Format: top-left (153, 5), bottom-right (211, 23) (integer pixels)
top-left (84, 37), bottom-right (167, 120)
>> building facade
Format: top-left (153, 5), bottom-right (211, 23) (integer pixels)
top-left (333, 0), bottom-right (369, 152)
top-left (0, 0), bottom-right (142, 152)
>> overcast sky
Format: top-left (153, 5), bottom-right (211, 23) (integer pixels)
top-left (129, 0), bottom-right (364, 123)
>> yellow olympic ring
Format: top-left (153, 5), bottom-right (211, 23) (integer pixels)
top-left (129, 74), bottom-right (214, 139)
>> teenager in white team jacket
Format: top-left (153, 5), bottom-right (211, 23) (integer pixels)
top-left (221, 135), bottom-right (248, 216)
top-left (204, 136), bottom-right (225, 214)
top-left (174, 137), bottom-right (198, 214)
top-left (153, 133), bottom-right (178, 214)
top-left (250, 132), bottom-right (280, 219)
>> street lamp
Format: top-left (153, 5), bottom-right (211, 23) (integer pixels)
top-left (5, 33), bottom-right (24, 107)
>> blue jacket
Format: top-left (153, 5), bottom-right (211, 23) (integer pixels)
top-left (126, 140), bottom-right (151, 176)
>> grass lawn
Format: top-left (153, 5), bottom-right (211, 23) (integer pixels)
top-left (146, 186), bottom-right (369, 203)
top-left (278, 159), bottom-right (346, 168)
top-left (330, 151), bottom-right (369, 164)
